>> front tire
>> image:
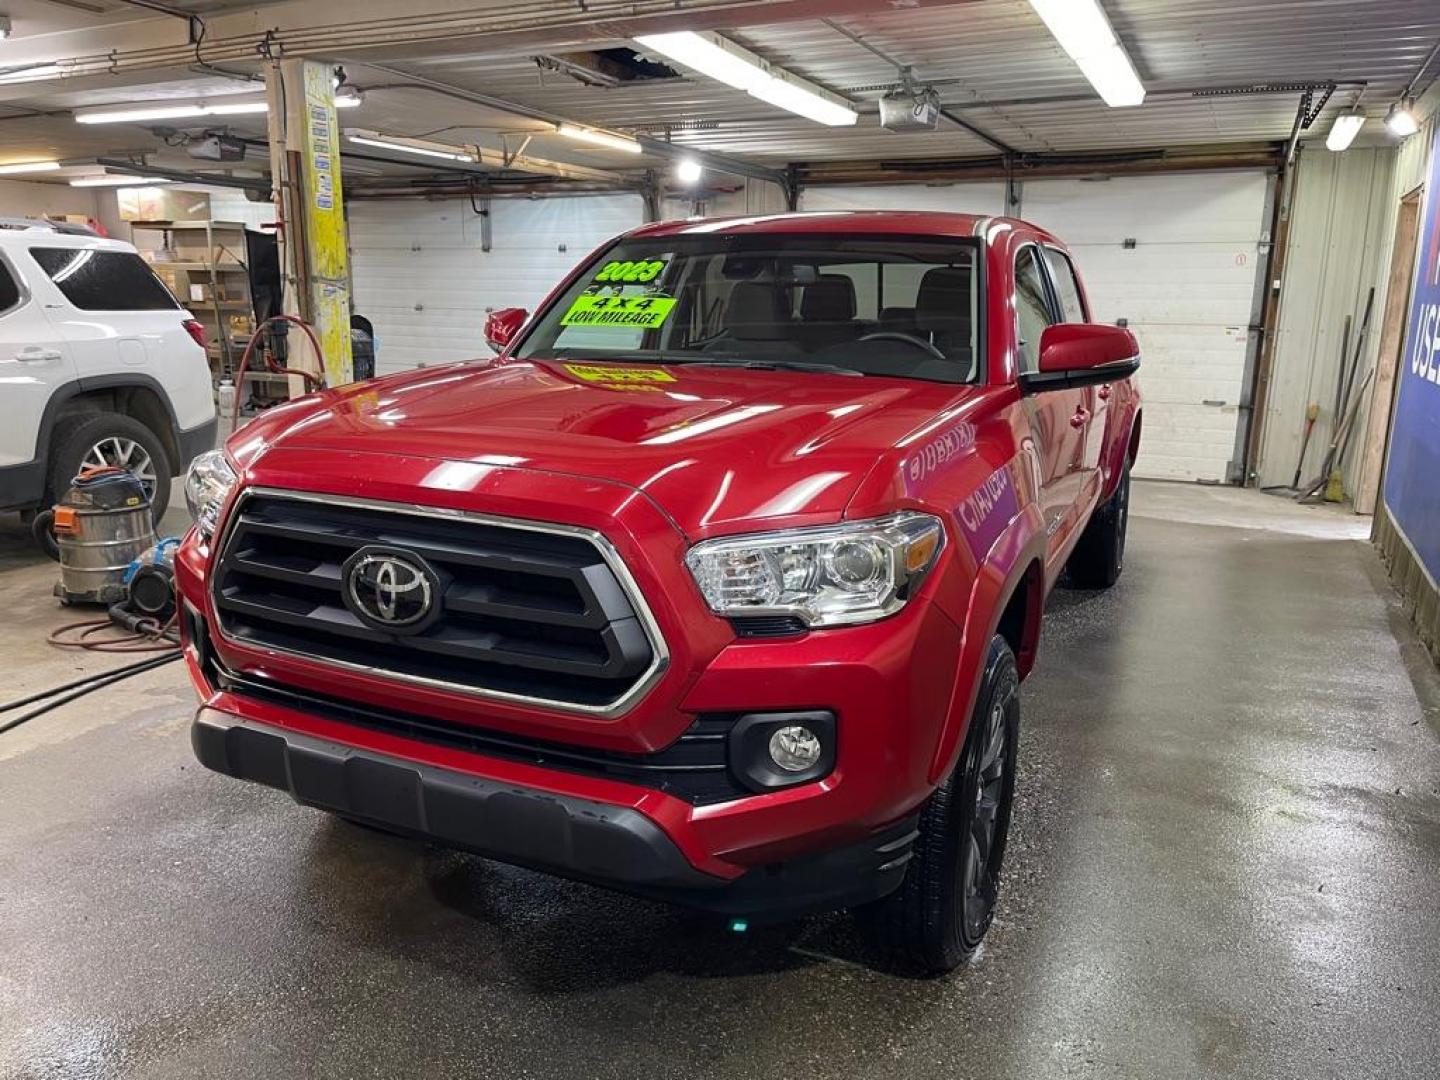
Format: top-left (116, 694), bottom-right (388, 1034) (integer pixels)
top-left (859, 634), bottom-right (1020, 973)
top-left (1067, 463), bottom-right (1130, 588)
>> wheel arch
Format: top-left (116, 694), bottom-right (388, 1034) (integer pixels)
top-left (927, 509), bottom-right (1048, 786)
top-left (995, 557), bottom-right (1044, 681)
top-left (41, 375), bottom-right (182, 472)
top-left (1099, 402), bottom-right (1142, 501)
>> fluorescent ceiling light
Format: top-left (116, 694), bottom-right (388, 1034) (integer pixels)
top-left (1027, 0), bottom-right (1145, 107)
top-left (78, 93), bottom-right (355, 123)
top-left (0, 160), bottom-right (60, 175)
top-left (557, 123), bottom-right (642, 153)
top-left (203, 100), bottom-right (269, 117)
top-left (1385, 99), bottom-right (1419, 138)
top-left (635, 31), bottom-right (768, 92)
top-left (750, 72), bottom-right (859, 127)
top-left (75, 97), bottom-right (268, 125)
top-left (635, 30), bottom-right (857, 127)
top-left (69, 175), bottom-right (175, 187)
top-left (1326, 109), bottom-right (1365, 152)
top-left (346, 131), bottom-right (476, 162)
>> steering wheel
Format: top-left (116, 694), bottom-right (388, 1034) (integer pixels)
top-left (857, 331), bottom-right (946, 362)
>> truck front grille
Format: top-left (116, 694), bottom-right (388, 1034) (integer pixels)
top-left (211, 490), bottom-right (666, 714)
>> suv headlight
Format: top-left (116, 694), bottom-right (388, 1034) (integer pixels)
top-left (685, 512), bottom-right (945, 628)
top-left (184, 450), bottom-right (237, 537)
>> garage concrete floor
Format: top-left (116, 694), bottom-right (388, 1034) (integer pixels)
top-left (2, 482), bottom-right (1437, 1080)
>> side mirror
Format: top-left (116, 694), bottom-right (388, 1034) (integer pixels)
top-left (1020, 323), bottom-right (1140, 393)
top-left (484, 307), bottom-right (527, 353)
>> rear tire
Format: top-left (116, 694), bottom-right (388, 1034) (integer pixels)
top-left (858, 634), bottom-right (1020, 974)
top-left (47, 412), bottom-right (172, 519)
top-left (1066, 463), bottom-right (1130, 588)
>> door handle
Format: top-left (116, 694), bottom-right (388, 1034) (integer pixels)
top-left (1098, 383), bottom-right (1112, 401)
top-left (15, 347), bottom-right (63, 363)
top-left (1069, 409), bottom-right (1089, 429)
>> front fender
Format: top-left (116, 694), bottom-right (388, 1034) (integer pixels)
top-left (927, 480), bottom-right (1048, 786)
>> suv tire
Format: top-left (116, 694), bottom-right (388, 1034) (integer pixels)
top-left (858, 634), bottom-right (1020, 974)
top-left (48, 412), bottom-right (172, 519)
top-left (1066, 463), bottom-right (1130, 588)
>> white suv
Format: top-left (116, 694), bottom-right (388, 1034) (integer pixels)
top-left (0, 220), bottom-right (216, 523)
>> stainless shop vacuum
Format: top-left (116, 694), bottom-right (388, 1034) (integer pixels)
top-left (47, 467), bottom-right (157, 606)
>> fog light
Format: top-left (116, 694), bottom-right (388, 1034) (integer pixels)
top-left (768, 725), bottom-right (822, 772)
top-left (730, 710), bottom-right (836, 792)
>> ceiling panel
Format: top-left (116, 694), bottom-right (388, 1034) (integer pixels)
top-left (0, 0), bottom-right (1437, 182)
top-left (376, 0), bottom-right (1440, 159)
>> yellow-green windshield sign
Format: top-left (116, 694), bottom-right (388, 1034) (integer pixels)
top-left (560, 294), bottom-right (677, 329)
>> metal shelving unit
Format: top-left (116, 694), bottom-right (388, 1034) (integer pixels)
top-left (130, 220), bottom-right (254, 378)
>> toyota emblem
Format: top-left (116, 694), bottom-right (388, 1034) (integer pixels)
top-left (342, 549), bottom-right (439, 632)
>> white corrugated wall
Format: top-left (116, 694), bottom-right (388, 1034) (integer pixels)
top-left (666, 177), bottom-right (790, 220)
top-left (348, 194), bottom-right (644, 374)
top-left (1257, 146), bottom-right (1397, 493)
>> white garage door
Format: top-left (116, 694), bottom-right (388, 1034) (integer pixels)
top-left (350, 194), bottom-right (644, 375)
top-left (800, 174), bottom-right (1270, 482)
top-left (1022, 174), bottom-right (1268, 482)
top-left (802, 182), bottom-right (1007, 217)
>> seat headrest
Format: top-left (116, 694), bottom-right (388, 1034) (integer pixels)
top-left (915, 266), bottom-right (973, 336)
top-left (726, 281), bottom-right (791, 341)
top-left (800, 275), bottom-right (856, 322)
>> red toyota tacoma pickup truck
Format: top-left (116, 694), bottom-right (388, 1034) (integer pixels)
top-left (178, 211), bottom-right (1139, 972)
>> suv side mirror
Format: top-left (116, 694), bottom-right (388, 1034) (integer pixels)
top-left (1020, 323), bottom-right (1140, 393)
top-left (484, 307), bottom-right (527, 353)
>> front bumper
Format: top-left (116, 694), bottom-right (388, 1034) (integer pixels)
top-left (193, 706), bottom-right (717, 890)
top-left (192, 703), bottom-right (919, 918)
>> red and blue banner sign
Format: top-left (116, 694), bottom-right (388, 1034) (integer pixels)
top-left (1385, 129), bottom-right (1440, 583)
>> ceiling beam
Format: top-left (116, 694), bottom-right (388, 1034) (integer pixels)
top-left (93, 157), bottom-right (270, 191)
top-left (794, 143), bottom-right (1285, 185)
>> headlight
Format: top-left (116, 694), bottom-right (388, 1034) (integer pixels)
top-left (685, 512), bottom-right (944, 628)
top-left (184, 450), bottom-right (237, 537)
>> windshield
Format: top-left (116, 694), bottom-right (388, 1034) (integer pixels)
top-left (514, 233), bottom-right (982, 383)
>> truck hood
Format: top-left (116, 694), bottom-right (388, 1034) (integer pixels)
top-left (234, 358), bottom-right (973, 536)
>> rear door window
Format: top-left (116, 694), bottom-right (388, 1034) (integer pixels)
top-left (29, 247), bottom-right (179, 311)
top-left (0, 260), bottom-right (19, 314)
top-left (1042, 248), bottom-right (1087, 323)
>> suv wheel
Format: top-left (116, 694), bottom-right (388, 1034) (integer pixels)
top-left (1066, 463), bottom-right (1130, 588)
top-left (49, 412), bottom-right (172, 519)
top-left (858, 634), bottom-right (1020, 973)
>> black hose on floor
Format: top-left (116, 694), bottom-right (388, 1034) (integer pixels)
top-left (0, 652), bottom-right (182, 736)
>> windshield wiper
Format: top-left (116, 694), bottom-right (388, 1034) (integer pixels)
top-left (681, 359), bottom-right (863, 376)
